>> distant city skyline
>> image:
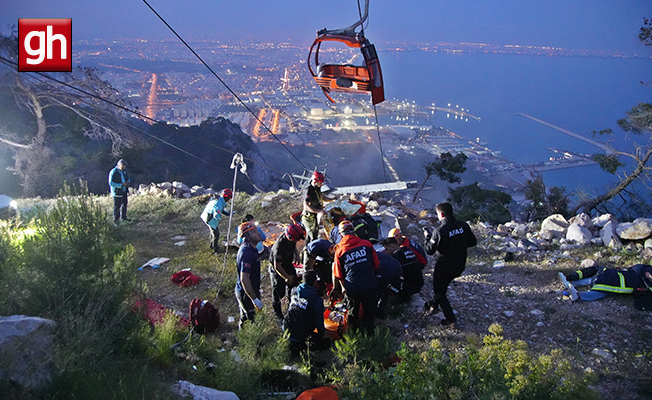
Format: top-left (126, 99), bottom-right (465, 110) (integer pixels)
top-left (2, 0), bottom-right (652, 55)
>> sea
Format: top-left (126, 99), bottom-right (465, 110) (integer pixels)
top-left (377, 50), bottom-right (652, 197)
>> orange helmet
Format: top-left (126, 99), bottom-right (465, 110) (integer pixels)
top-left (238, 221), bottom-right (257, 238)
top-left (285, 223), bottom-right (306, 242)
top-left (222, 188), bottom-right (233, 200)
top-left (389, 228), bottom-right (401, 239)
top-left (312, 171), bottom-right (325, 183)
top-left (338, 220), bottom-right (354, 235)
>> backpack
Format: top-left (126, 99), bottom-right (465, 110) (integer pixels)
top-left (348, 213), bottom-right (380, 243)
top-left (189, 299), bottom-right (220, 333)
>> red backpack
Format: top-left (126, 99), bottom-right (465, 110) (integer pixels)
top-left (189, 299), bottom-right (220, 333)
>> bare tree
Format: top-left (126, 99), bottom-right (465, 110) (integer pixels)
top-left (570, 20), bottom-right (652, 215)
top-left (0, 32), bottom-right (137, 197)
top-left (572, 103), bottom-right (652, 215)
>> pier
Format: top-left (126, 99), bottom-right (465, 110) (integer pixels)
top-left (517, 113), bottom-right (613, 155)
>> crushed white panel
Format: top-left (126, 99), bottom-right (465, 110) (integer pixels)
top-left (328, 181), bottom-right (416, 195)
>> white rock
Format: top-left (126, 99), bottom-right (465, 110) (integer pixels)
top-left (172, 181), bottom-right (190, 192)
top-left (645, 238), bottom-right (652, 249)
top-left (540, 214), bottom-right (569, 238)
top-left (569, 213), bottom-right (594, 230)
top-left (617, 218), bottom-right (652, 240)
top-left (493, 260), bottom-right (505, 269)
top-left (530, 309), bottom-right (545, 316)
top-left (260, 201), bottom-right (270, 208)
top-left (175, 380), bottom-right (240, 400)
top-left (566, 223), bottom-right (592, 244)
top-left (592, 213), bottom-right (617, 229)
top-left (504, 311), bottom-right (514, 317)
top-left (158, 182), bottom-right (172, 190)
top-left (600, 221), bottom-right (622, 248)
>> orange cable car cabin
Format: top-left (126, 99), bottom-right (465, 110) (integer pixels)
top-left (307, 31), bottom-right (385, 105)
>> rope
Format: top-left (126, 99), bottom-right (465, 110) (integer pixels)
top-left (373, 104), bottom-right (389, 182)
top-left (216, 153), bottom-right (246, 301)
top-left (142, 0), bottom-right (309, 172)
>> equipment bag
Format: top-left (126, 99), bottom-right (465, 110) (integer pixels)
top-left (348, 213), bottom-right (380, 243)
top-left (189, 299), bottom-right (220, 333)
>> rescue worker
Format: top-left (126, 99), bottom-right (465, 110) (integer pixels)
top-left (108, 159), bottom-right (131, 224)
top-left (302, 171), bottom-right (334, 244)
top-left (375, 251), bottom-right (402, 319)
top-left (332, 220), bottom-right (379, 335)
top-left (283, 270), bottom-right (331, 355)
top-left (389, 228), bottom-right (428, 269)
top-left (237, 214), bottom-right (268, 259)
top-left (305, 238), bottom-right (335, 287)
top-left (424, 202), bottom-right (477, 328)
top-left (381, 236), bottom-right (424, 303)
top-left (235, 222), bottom-right (264, 329)
top-left (559, 262), bottom-right (652, 302)
top-left (269, 223), bottom-right (306, 322)
top-left (200, 189), bottom-right (233, 254)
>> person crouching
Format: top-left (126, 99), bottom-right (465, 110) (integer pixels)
top-left (283, 270), bottom-right (331, 356)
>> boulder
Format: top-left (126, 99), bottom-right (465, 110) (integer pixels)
top-left (645, 238), bottom-right (652, 249)
top-left (540, 214), bottom-right (569, 238)
top-left (0, 315), bottom-right (56, 390)
top-left (616, 218), bottom-right (652, 240)
top-left (512, 224), bottom-right (528, 238)
top-left (600, 221), bottom-right (622, 248)
top-left (566, 223), bottom-right (592, 244)
top-left (172, 181), bottom-right (190, 193)
top-left (191, 186), bottom-right (206, 196)
top-left (496, 224), bottom-right (510, 234)
top-left (569, 213), bottom-right (593, 231)
top-left (592, 213), bottom-right (617, 229)
top-left (158, 182), bottom-right (172, 190)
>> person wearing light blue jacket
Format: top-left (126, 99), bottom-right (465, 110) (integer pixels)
top-left (108, 159), bottom-right (131, 224)
top-left (201, 188), bottom-right (233, 253)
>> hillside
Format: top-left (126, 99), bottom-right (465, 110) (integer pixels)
top-left (3, 188), bottom-right (652, 399)
top-left (112, 189), bottom-right (652, 399)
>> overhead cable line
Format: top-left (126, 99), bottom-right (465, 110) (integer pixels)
top-left (0, 56), bottom-right (289, 184)
top-left (141, 0), bottom-right (309, 172)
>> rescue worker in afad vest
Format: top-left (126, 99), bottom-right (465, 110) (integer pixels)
top-left (301, 171), bottom-right (334, 244)
top-left (559, 260), bottom-right (652, 302)
top-left (332, 220), bottom-right (379, 336)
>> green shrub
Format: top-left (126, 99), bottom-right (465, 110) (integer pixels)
top-left (332, 324), bottom-right (599, 400)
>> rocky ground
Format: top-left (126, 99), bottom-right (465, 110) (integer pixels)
top-left (119, 191), bottom-right (652, 400)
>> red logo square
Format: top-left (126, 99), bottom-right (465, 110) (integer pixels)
top-left (18, 19), bottom-right (72, 72)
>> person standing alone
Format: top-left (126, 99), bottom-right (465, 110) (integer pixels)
top-left (201, 189), bottom-right (233, 253)
top-left (108, 159), bottom-right (131, 224)
top-left (424, 202), bottom-right (477, 328)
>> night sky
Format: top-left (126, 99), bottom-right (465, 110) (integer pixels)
top-left (2, 0), bottom-right (651, 53)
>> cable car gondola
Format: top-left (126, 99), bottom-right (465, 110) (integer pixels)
top-left (307, 0), bottom-right (385, 105)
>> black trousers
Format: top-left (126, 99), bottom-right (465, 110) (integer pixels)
top-left (235, 287), bottom-right (256, 329)
top-left (431, 269), bottom-right (458, 323)
top-left (269, 266), bottom-right (297, 321)
top-left (113, 195), bottom-right (128, 222)
top-left (346, 288), bottom-right (377, 336)
top-left (208, 225), bottom-right (220, 252)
